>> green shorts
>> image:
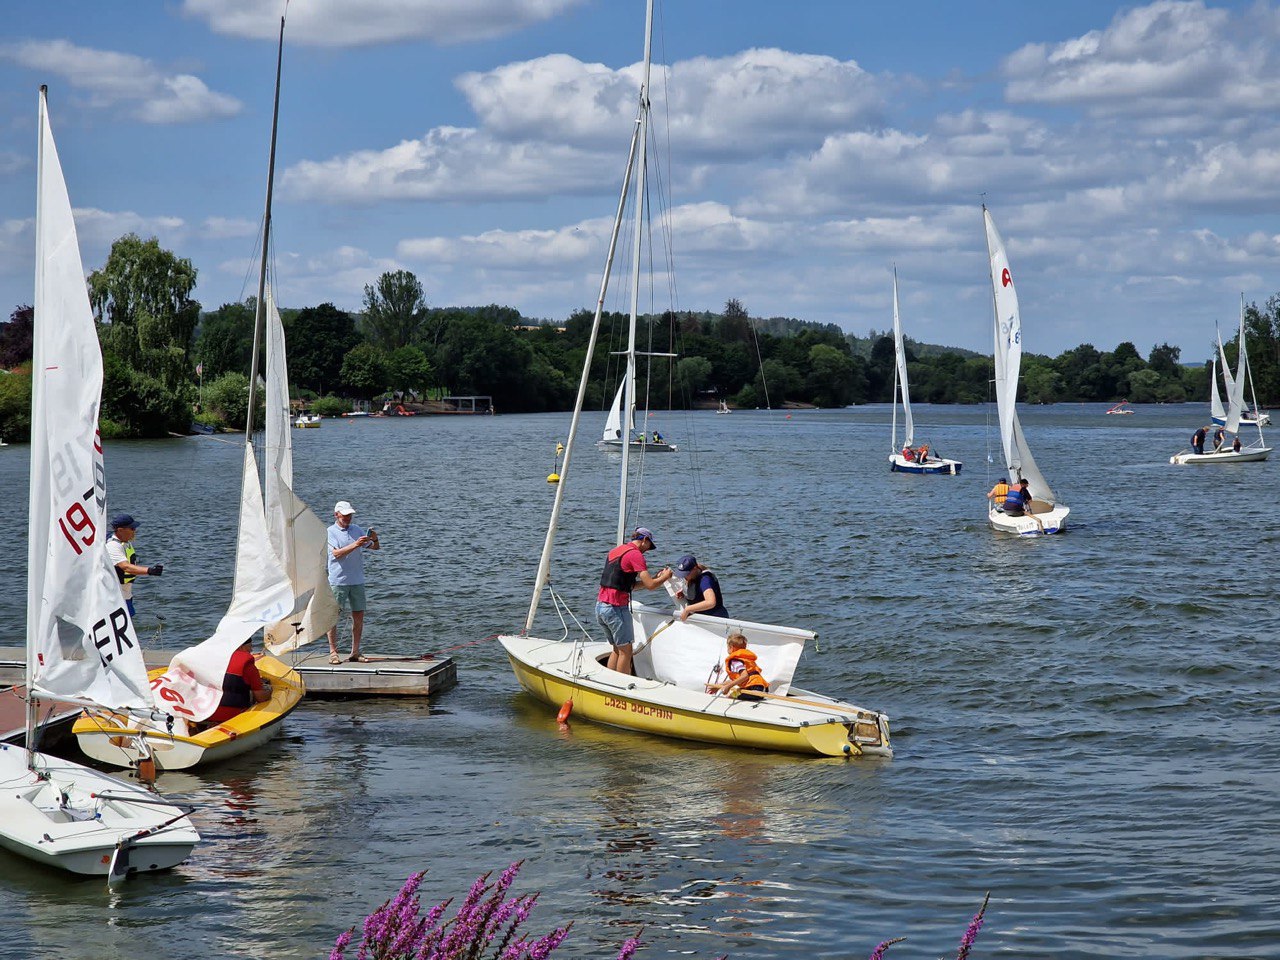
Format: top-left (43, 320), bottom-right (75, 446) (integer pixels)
top-left (333, 584), bottom-right (368, 613)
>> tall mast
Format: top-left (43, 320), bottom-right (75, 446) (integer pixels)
top-left (616, 0), bottom-right (655, 544)
top-left (246, 16), bottom-right (286, 446)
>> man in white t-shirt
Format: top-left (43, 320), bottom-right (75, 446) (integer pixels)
top-left (326, 500), bottom-right (380, 664)
top-left (105, 513), bottom-right (163, 619)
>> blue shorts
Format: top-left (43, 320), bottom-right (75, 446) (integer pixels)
top-left (333, 584), bottom-right (367, 614)
top-left (595, 600), bottom-right (634, 648)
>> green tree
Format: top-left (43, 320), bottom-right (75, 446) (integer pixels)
top-left (718, 298), bottom-right (751, 343)
top-left (675, 356), bottom-right (713, 396)
top-left (340, 343), bottom-right (389, 399)
top-left (0, 305), bottom-right (34, 368)
top-left (805, 343), bottom-right (858, 407)
top-left (362, 270), bottom-right (429, 352)
top-left (385, 345), bottom-right (434, 393)
top-left (0, 362), bottom-right (32, 441)
top-left (88, 234), bottom-right (201, 435)
top-left (285, 303), bottom-right (360, 394)
top-left (195, 301), bottom-right (255, 380)
top-left (203, 371), bottom-right (253, 430)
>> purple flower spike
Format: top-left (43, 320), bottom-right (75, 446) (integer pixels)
top-left (615, 932), bottom-right (644, 960)
top-left (329, 928), bottom-right (354, 960)
top-left (868, 936), bottom-right (905, 960)
top-left (955, 893), bottom-right (991, 960)
top-left (528, 923), bottom-right (573, 960)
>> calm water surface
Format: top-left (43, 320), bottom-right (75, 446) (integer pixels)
top-left (1, 404), bottom-right (1277, 960)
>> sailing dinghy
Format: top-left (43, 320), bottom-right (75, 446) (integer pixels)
top-left (1171, 300), bottom-right (1272, 464)
top-left (499, 0), bottom-right (890, 759)
top-left (598, 381), bottom-right (678, 452)
top-left (0, 87), bottom-right (199, 879)
top-left (74, 18), bottom-right (308, 771)
top-left (887, 268), bottom-right (961, 475)
top-left (983, 206), bottom-right (1069, 535)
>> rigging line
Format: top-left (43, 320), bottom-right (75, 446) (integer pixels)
top-left (748, 312), bottom-right (772, 410)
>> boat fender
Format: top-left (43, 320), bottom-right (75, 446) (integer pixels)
top-left (136, 756), bottom-right (157, 784)
top-left (556, 700), bottom-right (573, 723)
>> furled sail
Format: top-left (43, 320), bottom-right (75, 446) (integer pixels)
top-left (28, 89), bottom-right (152, 710)
top-left (153, 444), bottom-right (296, 722)
top-left (262, 284), bottom-right (338, 654)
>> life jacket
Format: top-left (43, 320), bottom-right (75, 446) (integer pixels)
top-left (1003, 487), bottom-right (1025, 513)
top-left (686, 570), bottom-right (728, 618)
top-left (599, 543), bottom-right (642, 594)
top-left (725, 649), bottom-right (768, 692)
top-left (902, 446), bottom-right (914, 462)
top-left (991, 482), bottom-right (1010, 502)
top-left (110, 535), bottom-right (138, 584)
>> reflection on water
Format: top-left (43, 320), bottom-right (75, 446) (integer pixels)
top-left (0, 406), bottom-right (1278, 959)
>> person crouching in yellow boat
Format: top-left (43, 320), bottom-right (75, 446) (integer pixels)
top-left (706, 632), bottom-right (769, 702)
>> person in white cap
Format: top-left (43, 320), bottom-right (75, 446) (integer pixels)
top-left (326, 500), bottom-right (380, 663)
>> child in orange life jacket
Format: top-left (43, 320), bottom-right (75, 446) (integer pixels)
top-left (706, 632), bottom-right (769, 702)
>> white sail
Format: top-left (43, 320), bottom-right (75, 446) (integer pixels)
top-left (1209, 355), bottom-right (1226, 424)
top-left (153, 444), bottom-right (296, 722)
top-left (985, 209), bottom-right (1022, 472)
top-left (1217, 326), bottom-right (1237, 397)
top-left (891, 269), bottom-right (914, 450)
top-left (28, 89), bottom-right (152, 710)
top-left (602, 380), bottom-right (633, 443)
top-left (261, 283), bottom-right (338, 654)
top-left (985, 207), bottom-right (1060, 506)
top-left (1225, 309), bottom-right (1246, 434)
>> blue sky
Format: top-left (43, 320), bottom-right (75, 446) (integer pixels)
top-left (3, 0), bottom-right (1279, 358)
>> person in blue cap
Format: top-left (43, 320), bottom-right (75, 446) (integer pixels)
top-left (673, 555), bottom-right (728, 620)
top-left (597, 526), bottom-right (672, 675)
top-left (105, 514), bottom-right (163, 619)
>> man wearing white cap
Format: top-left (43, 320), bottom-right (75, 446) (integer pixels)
top-left (326, 500), bottom-right (380, 664)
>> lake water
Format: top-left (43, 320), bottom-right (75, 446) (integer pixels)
top-left (1, 404), bottom-right (1277, 960)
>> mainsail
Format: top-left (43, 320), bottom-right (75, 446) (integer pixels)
top-left (891, 268), bottom-right (914, 450)
top-left (1209, 355), bottom-right (1226, 424)
top-left (984, 207), bottom-right (1058, 505)
top-left (262, 284), bottom-right (338, 654)
top-left (28, 88), bottom-right (152, 711)
top-left (601, 380), bottom-right (634, 443)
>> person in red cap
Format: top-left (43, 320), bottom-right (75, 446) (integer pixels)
top-left (596, 526), bottom-right (672, 675)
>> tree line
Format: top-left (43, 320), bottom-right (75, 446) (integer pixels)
top-left (2, 233), bottom-right (1278, 440)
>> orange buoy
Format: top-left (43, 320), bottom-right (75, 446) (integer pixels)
top-left (556, 699), bottom-right (573, 723)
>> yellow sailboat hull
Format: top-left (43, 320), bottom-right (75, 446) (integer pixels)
top-left (72, 655), bottom-right (303, 771)
top-left (500, 636), bottom-right (890, 758)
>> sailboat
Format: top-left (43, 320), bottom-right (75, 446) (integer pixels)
top-left (1171, 300), bottom-right (1271, 464)
top-left (983, 206), bottom-right (1069, 535)
top-left (716, 399), bottom-right (732, 415)
top-left (598, 380), bottom-right (678, 452)
top-left (1210, 307), bottom-right (1270, 428)
top-left (887, 268), bottom-right (961, 475)
top-left (1105, 401), bottom-right (1135, 415)
top-left (497, 0), bottom-right (891, 759)
top-left (73, 17), bottom-right (308, 771)
top-left (0, 87), bottom-right (199, 879)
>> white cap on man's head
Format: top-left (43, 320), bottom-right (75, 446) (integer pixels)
top-left (334, 500), bottom-right (356, 516)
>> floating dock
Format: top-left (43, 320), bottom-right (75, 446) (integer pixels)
top-left (0, 647), bottom-right (457, 703)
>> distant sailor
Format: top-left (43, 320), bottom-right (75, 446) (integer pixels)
top-left (986, 478), bottom-right (1010, 510)
top-left (1191, 426), bottom-right (1207, 455)
top-left (105, 513), bottom-right (163, 621)
top-left (1002, 481), bottom-right (1026, 517)
top-left (673, 555), bottom-right (728, 620)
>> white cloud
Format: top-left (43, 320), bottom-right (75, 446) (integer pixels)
top-left (1, 40), bottom-right (241, 123)
top-left (202, 216), bottom-right (258, 240)
top-left (1002, 0), bottom-right (1280, 123)
top-left (458, 49), bottom-right (883, 157)
top-left (182, 0), bottom-right (588, 47)
top-left (286, 48), bottom-right (884, 204)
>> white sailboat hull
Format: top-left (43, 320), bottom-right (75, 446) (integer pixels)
top-left (1170, 446), bottom-right (1272, 465)
top-left (988, 502), bottom-right (1069, 536)
top-left (888, 453), bottom-right (962, 475)
top-left (0, 744), bottom-right (198, 877)
top-left (597, 438), bottom-right (678, 453)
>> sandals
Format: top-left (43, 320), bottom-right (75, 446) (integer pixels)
top-left (328, 652), bottom-right (342, 665)
top-left (349, 654), bottom-right (371, 663)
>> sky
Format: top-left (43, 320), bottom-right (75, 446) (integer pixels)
top-left (3, 0), bottom-right (1280, 359)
